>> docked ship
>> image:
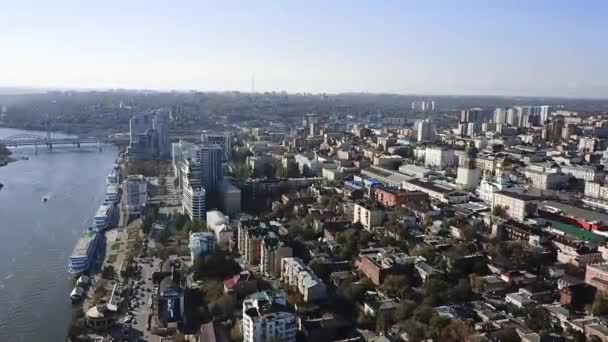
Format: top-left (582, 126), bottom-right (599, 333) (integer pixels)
top-left (106, 167), bottom-right (120, 185)
top-left (93, 203), bottom-right (114, 231)
top-left (68, 228), bottom-right (101, 276)
top-left (105, 183), bottom-right (119, 204)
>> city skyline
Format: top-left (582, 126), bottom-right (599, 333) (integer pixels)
top-left (1, 0), bottom-right (607, 98)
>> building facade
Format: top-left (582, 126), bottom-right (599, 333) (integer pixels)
top-left (189, 232), bottom-right (216, 261)
top-left (183, 185), bottom-right (206, 221)
top-left (281, 257), bottom-right (326, 302)
top-left (242, 291), bottom-right (296, 342)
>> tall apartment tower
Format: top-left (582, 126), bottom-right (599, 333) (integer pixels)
top-left (416, 118), bottom-right (435, 142)
top-left (195, 145), bottom-right (224, 193)
top-left (201, 130), bottom-right (233, 161)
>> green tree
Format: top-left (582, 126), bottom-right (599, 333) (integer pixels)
top-left (394, 300), bottom-right (417, 321)
top-left (429, 314), bottom-right (451, 338)
top-left (403, 320), bottom-right (426, 342)
top-left (492, 205), bottom-right (508, 218)
top-left (382, 275), bottom-right (416, 298)
top-left (212, 294), bottom-right (237, 320)
top-left (413, 304), bottom-right (435, 325)
top-left (174, 213), bottom-right (188, 231)
top-left (588, 294), bottom-right (608, 316)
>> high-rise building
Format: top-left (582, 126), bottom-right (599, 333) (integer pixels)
top-left (195, 145), bottom-right (224, 193)
top-left (506, 107), bottom-right (518, 126)
top-left (127, 111), bottom-right (171, 160)
top-left (416, 118), bottom-right (435, 142)
top-left (183, 185), bottom-right (206, 221)
top-left (304, 113), bottom-right (318, 137)
top-left (542, 117), bottom-right (565, 141)
top-left (494, 107), bottom-right (507, 124)
top-left (412, 100), bottom-right (434, 112)
top-left (201, 130), bottom-right (233, 161)
top-left (539, 105), bottom-right (551, 126)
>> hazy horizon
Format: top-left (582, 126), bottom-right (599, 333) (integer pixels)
top-left (1, 0), bottom-right (607, 98)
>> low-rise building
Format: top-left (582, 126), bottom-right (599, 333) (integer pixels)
top-left (189, 232), bottom-right (216, 261)
top-left (554, 239), bottom-right (603, 268)
top-left (586, 263), bottom-right (608, 294)
top-left (357, 247), bottom-right (419, 285)
top-left (424, 147), bottom-right (458, 169)
top-left (398, 164), bottom-right (434, 179)
top-left (261, 233), bottom-right (292, 277)
top-left (373, 187), bottom-right (428, 207)
top-left (242, 291), bottom-right (296, 342)
top-left (524, 168), bottom-right (569, 190)
top-left (492, 192), bottom-right (537, 221)
top-left (353, 202), bottom-right (386, 230)
top-left (561, 164), bottom-right (604, 182)
top-left (402, 179), bottom-right (469, 204)
top-left (281, 257), bottom-right (326, 302)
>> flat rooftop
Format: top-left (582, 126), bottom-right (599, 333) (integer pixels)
top-left (540, 200), bottom-right (608, 224)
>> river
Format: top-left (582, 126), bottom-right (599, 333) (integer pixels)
top-left (0, 127), bottom-right (118, 342)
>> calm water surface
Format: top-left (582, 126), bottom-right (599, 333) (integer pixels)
top-left (0, 127), bottom-right (117, 341)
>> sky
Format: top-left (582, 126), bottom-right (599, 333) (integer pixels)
top-left (0, 0), bottom-right (607, 98)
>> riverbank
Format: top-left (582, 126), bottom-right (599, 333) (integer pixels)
top-left (0, 155), bottom-right (15, 167)
top-left (0, 143), bottom-right (14, 167)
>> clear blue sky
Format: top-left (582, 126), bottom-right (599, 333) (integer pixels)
top-left (1, 0), bottom-right (607, 97)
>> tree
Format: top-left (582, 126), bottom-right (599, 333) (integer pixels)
top-left (174, 213), bottom-right (188, 231)
top-left (212, 294), bottom-right (237, 320)
top-left (356, 312), bottom-right (375, 329)
top-left (102, 265), bottom-right (116, 280)
top-left (413, 304), bottom-right (435, 325)
top-left (588, 294), bottom-right (608, 316)
top-left (192, 252), bottom-right (241, 280)
top-left (403, 320), bottom-right (426, 342)
top-left (158, 228), bottom-right (171, 245)
top-left (230, 320), bottom-right (243, 342)
top-left (439, 320), bottom-right (473, 342)
top-left (382, 275), bottom-right (416, 298)
top-left (394, 300), bottom-right (417, 321)
top-left (492, 205), bottom-right (508, 218)
top-left (429, 314), bottom-right (451, 339)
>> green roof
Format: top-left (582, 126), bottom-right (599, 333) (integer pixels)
top-left (545, 219), bottom-right (605, 243)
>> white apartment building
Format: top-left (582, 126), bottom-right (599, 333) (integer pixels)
top-left (189, 232), bottom-right (216, 261)
top-left (523, 168), bottom-right (569, 190)
top-left (261, 233), bottom-right (293, 277)
top-left (493, 192), bottom-right (537, 221)
top-left (561, 164), bottom-right (603, 182)
top-left (585, 181), bottom-right (608, 201)
top-left (281, 258), bottom-right (326, 302)
top-left (424, 147), bottom-right (458, 169)
top-left (353, 203), bottom-right (385, 230)
top-left (242, 291), bottom-right (296, 342)
top-left (183, 185), bottom-right (206, 221)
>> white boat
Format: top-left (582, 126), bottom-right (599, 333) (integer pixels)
top-left (67, 228), bottom-right (101, 275)
top-left (93, 203), bottom-right (114, 231)
top-left (70, 286), bottom-right (85, 301)
top-left (76, 275), bottom-right (90, 287)
top-left (105, 184), bottom-right (119, 204)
